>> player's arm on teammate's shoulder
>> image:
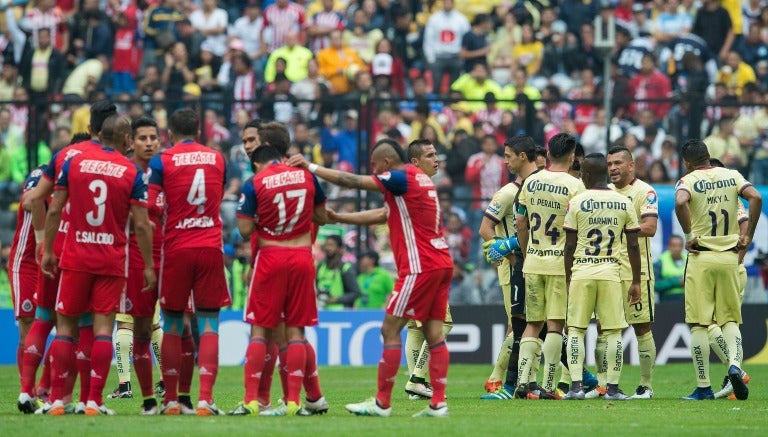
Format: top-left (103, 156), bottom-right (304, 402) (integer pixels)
top-left (738, 185), bottom-right (762, 250)
top-left (327, 207), bottom-right (387, 226)
top-left (131, 204), bottom-right (157, 292)
top-left (563, 229), bottom-right (576, 290)
top-left (286, 153), bottom-right (381, 192)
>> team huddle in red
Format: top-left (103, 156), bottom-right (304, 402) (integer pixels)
top-left (9, 101), bottom-right (454, 417)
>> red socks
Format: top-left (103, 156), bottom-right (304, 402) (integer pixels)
top-left (76, 326), bottom-right (94, 404)
top-left (133, 338), bottom-right (154, 398)
top-left (37, 349), bottom-right (51, 394)
top-left (278, 347), bottom-right (288, 399)
top-left (49, 336), bottom-right (76, 403)
top-left (303, 340), bottom-right (322, 401)
top-left (179, 335), bottom-right (196, 395)
top-left (17, 344), bottom-right (23, 380)
top-left (244, 337), bottom-right (267, 404)
top-left (88, 336), bottom-right (112, 405)
top-left (375, 343), bottom-right (402, 409)
top-left (428, 341), bottom-right (449, 407)
top-left (257, 341), bottom-right (279, 405)
top-left (20, 319), bottom-right (54, 394)
top-left (197, 333), bottom-right (219, 403)
top-left (161, 332), bottom-right (181, 402)
top-left (285, 340), bottom-right (306, 405)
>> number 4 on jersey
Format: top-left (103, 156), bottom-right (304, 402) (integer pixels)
top-left (187, 168), bottom-right (207, 214)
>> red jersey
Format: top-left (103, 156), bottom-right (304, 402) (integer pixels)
top-left (148, 140), bottom-right (226, 252)
top-left (8, 168), bottom-right (44, 276)
top-left (42, 140), bottom-right (102, 257)
top-left (371, 165), bottom-right (453, 275)
top-left (237, 162), bottom-right (326, 242)
top-left (55, 147), bottom-right (147, 277)
top-left (129, 178), bottom-right (164, 269)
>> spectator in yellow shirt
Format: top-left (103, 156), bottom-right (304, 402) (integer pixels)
top-left (717, 51), bottom-right (757, 95)
top-left (317, 29), bottom-right (366, 95)
top-left (512, 23), bottom-right (544, 77)
top-left (450, 62), bottom-right (502, 112)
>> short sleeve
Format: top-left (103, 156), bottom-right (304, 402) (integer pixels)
top-left (624, 201), bottom-right (640, 232)
top-left (639, 187), bottom-right (659, 218)
top-left (484, 184), bottom-right (517, 223)
top-left (733, 170), bottom-right (753, 196)
top-left (131, 167), bottom-right (148, 206)
top-left (42, 152), bottom-right (60, 181)
top-left (54, 159), bottom-right (70, 190)
top-left (313, 174), bottom-right (327, 206)
top-left (148, 155), bottom-right (164, 187)
top-left (563, 200), bottom-right (577, 231)
top-left (24, 167), bottom-right (44, 191)
top-left (237, 178), bottom-right (257, 219)
top-left (675, 177), bottom-right (690, 195)
top-left (373, 170), bottom-right (408, 196)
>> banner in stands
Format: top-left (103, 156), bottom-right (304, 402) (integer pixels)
top-left (1, 305), bottom-right (767, 365)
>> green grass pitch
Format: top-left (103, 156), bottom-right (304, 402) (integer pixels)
top-left (0, 363), bottom-right (766, 436)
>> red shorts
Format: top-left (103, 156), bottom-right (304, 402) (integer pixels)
top-left (159, 248), bottom-right (231, 312)
top-left (387, 268), bottom-right (453, 322)
top-left (10, 270), bottom-right (37, 318)
top-left (245, 246), bottom-right (317, 329)
top-left (126, 267), bottom-right (159, 317)
top-left (34, 266), bottom-right (60, 310)
top-left (56, 269), bottom-right (126, 316)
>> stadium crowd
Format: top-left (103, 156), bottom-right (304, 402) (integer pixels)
top-left (2, 0), bottom-right (768, 307)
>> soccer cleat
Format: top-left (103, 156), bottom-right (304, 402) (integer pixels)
top-left (412, 402), bottom-right (448, 417)
top-left (18, 393), bottom-right (36, 414)
top-left (480, 384), bottom-right (515, 400)
top-left (604, 389), bottom-right (632, 401)
top-left (304, 396), bottom-right (330, 415)
top-left (484, 379), bottom-right (502, 393)
top-left (74, 402), bottom-right (86, 414)
top-left (36, 388), bottom-right (50, 404)
top-left (728, 365), bottom-right (749, 400)
top-left (631, 385), bottom-right (654, 399)
top-left (405, 381), bottom-right (433, 399)
top-left (540, 390), bottom-right (562, 400)
top-left (197, 400), bottom-right (225, 416)
top-left (159, 401), bottom-right (181, 415)
top-left (585, 386), bottom-right (606, 399)
top-left (228, 401), bottom-right (260, 416)
top-left (108, 382), bottom-right (133, 399)
top-left (179, 398), bottom-right (196, 415)
top-left (514, 384), bottom-right (529, 399)
top-left (345, 398), bottom-right (392, 417)
top-left (35, 400), bottom-right (65, 415)
top-left (563, 389), bottom-right (586, 400)
top-left (154, 381), bottom-right (166, 398)
top-left (141, 405), bottom-right (158, 415)
top-left (259, 400), bottom-right (311, 416)
top-left (682, 386), bottom-right (715, 400)
top-left (583, 370), bottom-right (599, 392)
top-left (84, 400), bottom-right (116, 415)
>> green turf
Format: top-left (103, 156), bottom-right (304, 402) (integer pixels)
top-left (0, 363), bottom-right (765, 436)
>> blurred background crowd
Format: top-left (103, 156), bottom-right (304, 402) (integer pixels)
top-left (1, 0), bottom-right (767, 310)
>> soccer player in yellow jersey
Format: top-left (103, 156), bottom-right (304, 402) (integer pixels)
top-left (562, 153), bottom-right (642, 400)
top-left (606, 146), bottom-right (659, 399)
top-left (515, 133), bottom-right (585, 399)
top-left (478, 136), bottom-right (540, 399)
top-left (674, 139), bottom-right (762, 401)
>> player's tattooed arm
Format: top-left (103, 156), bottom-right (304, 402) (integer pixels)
top-left (286, 154), bottom-right (381, 192)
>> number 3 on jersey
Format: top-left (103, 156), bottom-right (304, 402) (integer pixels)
top-left (86, 179), bottom-right (107, 226)
top-left (273, 189), bottom-right (307, 234)
top-left (187, 168), bottom-right (207, 214)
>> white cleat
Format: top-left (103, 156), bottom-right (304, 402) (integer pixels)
top-left (74, 402), bottom-right (86, 414)
top-left (18, 393), bottom-right (36, 414)
top-left (631, 385), bottom-right (654, 399)
top-left (604, 390), bottom-right (632, 401)
top-left (141, 405), bottom-right (158, 415)
top-left (585, 386), bottom-right (605, 399)
top-left (345, 398), bottom-right (391, 417)
top-left (196, 400), bottom-right (225, 416)
top-left (84, 400), bottom-right (116, 415)
top-left (412, 402), bottom-right (449, 417)
top-left (304, 396), bottom-right (329, 415)
top-left (405, 381), bottom-right (433, 399)
top-left (35, 400), bottom-right (65, 415)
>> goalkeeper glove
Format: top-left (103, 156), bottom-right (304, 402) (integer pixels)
top-left (482, 236), bottom-right (519, 264)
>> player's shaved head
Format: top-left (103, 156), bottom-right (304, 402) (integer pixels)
top-left (681, 139), bottom-right (710, 169)
top-left (70, 132), bottom-right (92, 145)
top-left (99, 115), bottom-right (132, 152)
top-left (169, 108), bottom-right (200, 139)
top-left (607, 145), bottom-right (633, 162)
top-left (258, 121), bottom-right (291, 157)
top-left (581, 153), bottom-right (608, 189)
top-left (251, 145), bottom-right (282, 164)
top-left (371, 138), bottom-right (405, 164)
top-left (89, 100), bottom-right (117, 135)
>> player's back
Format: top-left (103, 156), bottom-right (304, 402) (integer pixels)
top-left (252, 162), bottom-right (323, 241)
top-left (519, 169), bottom-right (585, 275)
top-left (150, 141), bottom-right (225, 251)
top-left (9, 168), bottom-right (45, 275)
top-left (611, 178), bottom-right (658, 281)
top-left (676, 166), bottom-right (751, 251)
top-left (374, 164), bottom-right (453, 275)
top-left (58, 147), bottom-right (145, 277)
top-left (564, 189), bottom-right (638, 282)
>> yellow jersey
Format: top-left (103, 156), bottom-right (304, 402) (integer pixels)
top-left (675, 167), bottom-right (752, 251)
top-left (485, 181), bottom-right (521, 283)
top-left (564, 188), bottom-right (640, 282)
top-left (517, 170), bottom-right (585, 275)
top-left (610, 178), bottom-right (658, 281)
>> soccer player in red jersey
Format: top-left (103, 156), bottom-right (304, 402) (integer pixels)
top-left (230, 145), bottom-right (329, 416)
top-left (9, 167), bottom-right (45, 384)
top-left (39, 115), bottom-right (156, 415)
top-left (18, 101), bottom-right (118, 414)
top-left (148, 108), bottom-right (231, 416)
top-left (288, 138), bottom-right (454, 417)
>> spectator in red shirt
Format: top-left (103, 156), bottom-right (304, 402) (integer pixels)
top-left (444, 212), bottom-right (473, 264)
top-left (111, 9), bottom-right (140, 95)
top-left (629, 52), bottom-right (672, 121)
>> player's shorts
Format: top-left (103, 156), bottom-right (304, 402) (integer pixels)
top-left (159, 248), bottom-right (231, 312)
top-left (738, 264), bottom-right (747, 303)
top-left (387, 268), bottom-right (452, 323)
top-left (524, 273), bottom-right (566, 322)
top-left (621, 279), bottom-right (655, 324)
top-left (125, 267), bottom-right (159, 317)
top-left (685, 251), bottom-right (741, 326)
top-left (406, 303), bottom-right (453, 329)
top-left (34, 266), bottom-right (60, 311)
top-left (10, 270), bottom-right (37, 318)
top-left (244, 246), bottom-right (317, 329)
top-left (115, 313), bottom-right (133, 323)
top-left (56, 269), bottom-right (126, 316)
top-left (119, 303), bottom-right (163, 324)
top-left (567, 279), bottom-right (628, 331)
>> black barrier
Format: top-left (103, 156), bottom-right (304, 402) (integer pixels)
top-left (447, 304), bottom-right (768, 365)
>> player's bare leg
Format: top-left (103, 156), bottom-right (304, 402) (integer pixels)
top-left (133, 315), bottom-right (158, 414)
top-left (83, 312), bottom-right (117, 415)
